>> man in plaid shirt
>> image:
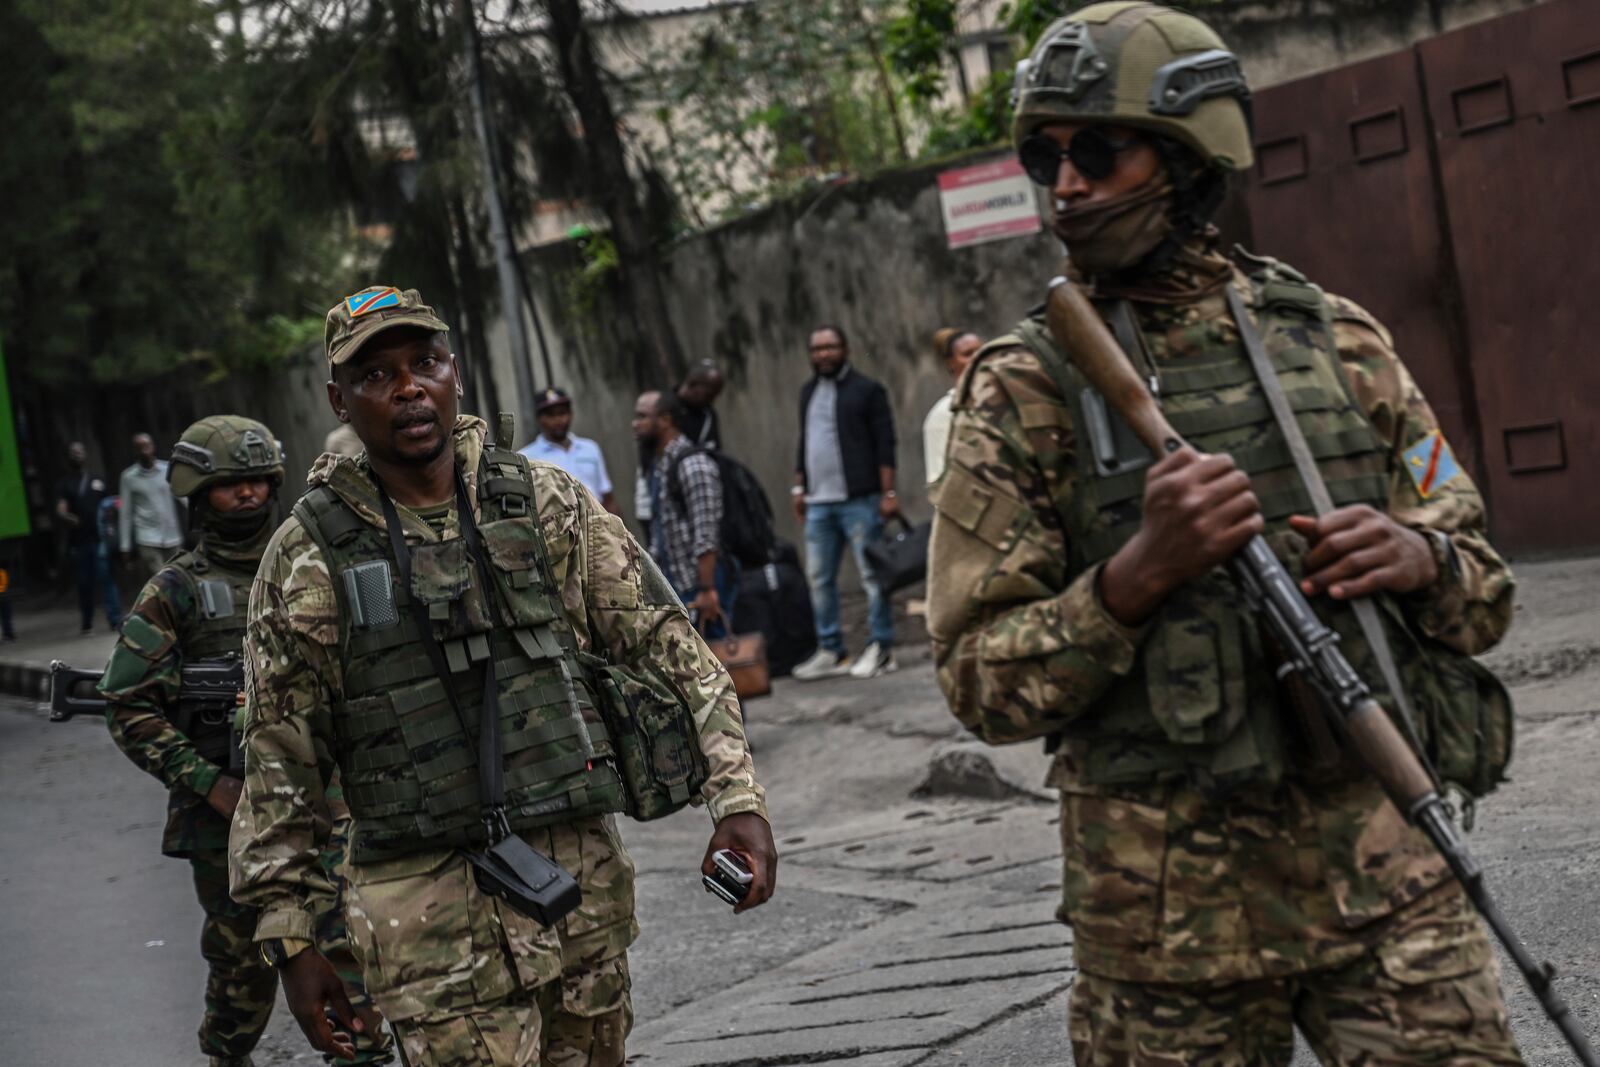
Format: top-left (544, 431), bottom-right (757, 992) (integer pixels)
top-left (632, 390), bottom-right (735, 637)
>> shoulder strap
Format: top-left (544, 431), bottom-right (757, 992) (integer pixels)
top-left (291, 488), bottom-right (355, 654)
top-left (1228, 281), bottom-right (1436, 785)
top-left (665, 444), bottom-right (708, 507)
top-left (1011, 317), bottom-right (1082, 408)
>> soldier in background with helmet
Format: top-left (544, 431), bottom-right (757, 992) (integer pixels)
top-left (230, 285), bottom-right (775, 1066)
top-left (100, 416), bottom-right (393, 1067)
top-left (926, 4), bottom-right (1524, 1063)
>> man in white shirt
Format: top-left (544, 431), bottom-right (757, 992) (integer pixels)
top-left (518, 386), bottom-right (621, 515)
top-left (118, 432), bottom-right (186, 578)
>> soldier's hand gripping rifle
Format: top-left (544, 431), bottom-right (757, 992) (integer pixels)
top-left (1045, 276), bottom-right (1599, 1066)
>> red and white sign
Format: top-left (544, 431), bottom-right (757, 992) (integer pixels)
top-left (937, 159), bottom-right (1042, 250)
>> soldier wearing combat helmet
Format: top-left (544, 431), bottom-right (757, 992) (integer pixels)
top-left (926, 3), bottom-right (1524, 1062)
top-left (230, 286), bottom-right (776, 1066)
top-left (100, 417), bottom-right (391, 1066)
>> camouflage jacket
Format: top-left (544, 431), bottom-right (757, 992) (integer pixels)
top-left (101, 543), bottom-right (259, 857)
top-left (927, 265), bottom-right (1514, 983)
top-left (230, 416), bottom-right (768, 950)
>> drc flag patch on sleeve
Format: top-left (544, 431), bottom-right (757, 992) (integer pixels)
top-left (1403, 430), bottom-right (1462, 499)
top-left (345, 287), bottom-right (400, 317)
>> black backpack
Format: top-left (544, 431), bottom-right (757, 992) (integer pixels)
top-left (666, 447), bottom-right (777, 568)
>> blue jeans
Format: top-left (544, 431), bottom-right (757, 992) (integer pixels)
top-left (69, 543), bottom-right (121, 631)
top-left (804, 496), bottom-right (893, 654)
top-left (675, 557), bottom-right (740, 641)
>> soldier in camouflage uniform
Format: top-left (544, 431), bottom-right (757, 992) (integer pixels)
top-left (927, 5), bottom-right (1524, 1064)
top-left (102, 416), bottom-right (393, 1067)
top-left (100, 416), bottom-right (284, 1067)
top-left (229, 286), bottom-right (776, 1067)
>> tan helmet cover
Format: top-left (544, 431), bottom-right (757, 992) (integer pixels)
top-left (167, 415), bottom-right (286, 498)
top-left (1012, 1), bottom-right (1253, 170)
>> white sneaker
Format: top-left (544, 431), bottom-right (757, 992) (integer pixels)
top-left (848, 642), bottom-right (898, 679)
top-left (792, 648), bottom-right (852, 681)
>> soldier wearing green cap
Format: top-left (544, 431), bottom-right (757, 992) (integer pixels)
top-left (231, 285), bottom-right (776, 1066)
top-left (926, 3), bottom-right (1523, 1062)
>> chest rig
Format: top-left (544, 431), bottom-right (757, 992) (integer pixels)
top-left (168, 548), bottom-right (254, 660)
top-left (293, 443), bottom-right (627, 864)
top-left (1008, 265), bottom-right (1474, 791)
top-left (163, 548), bottom-right (254, 764)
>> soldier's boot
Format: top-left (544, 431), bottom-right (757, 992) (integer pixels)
top-left (207, 1056), bottom-right (255, 1067)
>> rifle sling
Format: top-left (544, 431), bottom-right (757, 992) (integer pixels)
top-left (1225, 285), bottom-right (1439, 789)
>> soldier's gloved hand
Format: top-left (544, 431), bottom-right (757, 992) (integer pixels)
top-left (281, 948), bottom-right (364, 1062)
top-left (205, 775), bottom-right (244, 817)
top-left (1290, 507), bottom-right (1438, 600)
top-left (1101, 447), bottom-right (1262, 625)
top-left (704, 812), bottom-right (777, 915)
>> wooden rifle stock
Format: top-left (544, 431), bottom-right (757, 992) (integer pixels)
top-left (1045, 277), bottom-right (1180, 456)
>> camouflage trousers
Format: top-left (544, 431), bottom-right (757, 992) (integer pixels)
top-left (346, 816), bottom-right (637, 1067)
top-left (390, 955), bottom-right (632, 1067)
top-left (190, 850), bottom-right (278, 1060)
top-left (1067, 889), bottom-right (1524, 1066)
top-left (319, 814), bottom-right (397, 1065)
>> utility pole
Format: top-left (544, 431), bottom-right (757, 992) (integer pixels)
top-left (457, 0), bottom-right (551, 423)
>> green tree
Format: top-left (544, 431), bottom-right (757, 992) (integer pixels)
top-left (643, 0), bottom-right (916, 223)
top-left (0, 0), bottom-right (344, 390)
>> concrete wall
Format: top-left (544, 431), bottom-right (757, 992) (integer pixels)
top-left (510, 149), bottom-right (1059, 547)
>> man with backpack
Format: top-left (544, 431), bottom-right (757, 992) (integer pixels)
top-left (633, 390), bottom-right (771, 638)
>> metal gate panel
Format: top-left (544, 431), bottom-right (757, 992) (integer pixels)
top-left (1244, 50), bottom-right (1480, 480)
top-left (1419, 0), bottom-right (1600, 551)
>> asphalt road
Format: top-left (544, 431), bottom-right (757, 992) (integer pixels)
top-left (3, 556), bottom-right (1598, 1065)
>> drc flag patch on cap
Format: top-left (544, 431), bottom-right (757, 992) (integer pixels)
top-left (1403, 429), bottom-right (1462, 499)
top-left (346, 287), bottom-right (401, 318)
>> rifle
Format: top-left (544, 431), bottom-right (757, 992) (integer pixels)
top-left (49, 655), bottom-right (248, 777)
top-left (1044, 275), bottom-right (1598, 1066)
top-left (49, 662), bottom-right (108, 720)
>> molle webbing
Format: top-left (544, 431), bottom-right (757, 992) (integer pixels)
top-left (168, 550), bottom-right (253, 660)
top-left (1016, 271), bottom-right (1397, 789)
top-left (294, 451), bottom-right (625, 863)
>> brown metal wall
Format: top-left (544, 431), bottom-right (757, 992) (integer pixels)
top-left (1244, 0), bottom-right (1600, 552)
top-left (1416, 0), bottom-right (1600, 552)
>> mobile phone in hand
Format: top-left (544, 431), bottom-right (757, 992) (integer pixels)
top-left (702, 848), bottom-right (753, 906)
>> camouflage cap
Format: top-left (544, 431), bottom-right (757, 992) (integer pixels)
top-left (1012, 1), bottom-right (1253, 170)
top-left (324, 286), bottom-right (450, 368)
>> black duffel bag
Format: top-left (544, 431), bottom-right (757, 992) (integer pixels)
top-left (736, 541), bottom-right (817, 677)
top-left (864, 516), bottom-right (930, 594)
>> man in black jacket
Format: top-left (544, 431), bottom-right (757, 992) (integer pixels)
top-left (790, 325), bottom-right (900, 680)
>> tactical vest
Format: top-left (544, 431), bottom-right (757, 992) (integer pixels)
top-left (165, 548), bottom-right (254, 762)
top-left (167, 548), bottom-right (255, 660)
top-left (1002, 264), bottom-right (1509, 795)
top-left (294, 444), bottom-right (628, 864)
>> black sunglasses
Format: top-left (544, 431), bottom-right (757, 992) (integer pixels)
top-left (1018, 129), bottom-right (1142, 186)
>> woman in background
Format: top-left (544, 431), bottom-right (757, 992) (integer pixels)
top-left (923, 327), bottom-right (983, 484)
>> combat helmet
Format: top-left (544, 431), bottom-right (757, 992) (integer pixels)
top-left (1012, 1), bottom-right (1253, 171)
top-left (167, 415), bottom-right (286, 499)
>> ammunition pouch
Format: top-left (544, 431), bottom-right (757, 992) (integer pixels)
top-left (592, 660), bottom-right (709, 821)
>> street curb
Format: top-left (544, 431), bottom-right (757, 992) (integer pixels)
top-left (0, 658), bottom-right (51, 705)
